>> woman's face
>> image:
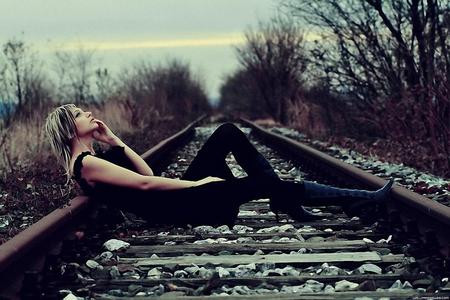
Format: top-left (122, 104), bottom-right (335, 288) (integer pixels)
top-left (71, 107), bottom-right (98, 137)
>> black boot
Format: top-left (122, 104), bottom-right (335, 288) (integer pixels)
top-left (301, 178), bottom-right (395, 216)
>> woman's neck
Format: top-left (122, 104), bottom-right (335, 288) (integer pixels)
top-left (71, 136), bottom-right (96, 156)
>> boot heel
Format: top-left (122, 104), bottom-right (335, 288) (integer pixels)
top-left (269, 201), bottom-right (281, 223)
top-left (269, 197), bottom-right (322, 222)
top-left (274, 211), bottom-right (280, 223)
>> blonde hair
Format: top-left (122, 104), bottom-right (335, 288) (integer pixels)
top-left (44, 103), bottom-right (79, 185)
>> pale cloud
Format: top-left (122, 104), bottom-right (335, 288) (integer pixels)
top-left (57, 33), bottom-right (247, 51)
top-left (48, 31), bottom-right (323, 52)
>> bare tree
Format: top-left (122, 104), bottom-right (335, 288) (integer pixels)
top-left (218, 68), bottom-right (268, 119)
top-left (95, 67), bottom-right (114, 105)
top-left (0, 38), bottom-right (52, 126)
top-left (233, 14), bottom-right (308, 124)
top-left (2, 38), bottom-right (26, 110)
top-left (282, 0), bottom-right (449, 101)
top-left (0, 57), bottom-right (14, 127)
top-left (117, 58), bottom-right (211, 126)
top-left (53, 46), bottom-right (96, 105)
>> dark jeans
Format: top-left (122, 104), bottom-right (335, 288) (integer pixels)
top-left (139, 123), bottom-right (305, 226)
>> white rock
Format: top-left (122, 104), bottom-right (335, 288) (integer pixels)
top-left (388, 279), bottom-right (402, 290)
top-left (284, 267), bottom-right (300, 277)
top-left (297, 225), bottom-right (316, 233)
top-left (238, 210), bottom-right (258, 216)
top-left (363, 238), bottom-right (375, 243)
top-left (63, 294), bottom-right (78, 300)
top-left (357, 263), bottom-right (382, 274)
top-left (324, 285), bottom-right (335, 293)
top-left (103, 239), bottom-right (130, 251)
top-left (376, 235), bottom-right (392, 243)
top-left (234, 263), bottom-right (256, 277)
top-left (231, 285), bottom-right (252, 295)
top-left (335, 280), bottom-right (359, 291)
top-left (256, 226), bottom-right (279, 233)
top-left (216, 267), bottom-right (230, 277)
top-left (402, 281), bottom-right (413, 289)
top-left (281, 285), bottom-right (298, 293)
top-left (174, 270), bottom-right (188, 278)
top-left (388, 280), bottom-right (413, 290)
top-left (236, 237), bottom-right (254, 243)
top-left (198, 267), bottom-right (214, 278)
top-left (193, 238), bottom-right (217, 244)
top-left (278, 224), bottom-right (295, 232)
top-left (278, 237), bottom-right (292, 242)
top-left (184, 265), bottom-right (200, 275)
top-left (147, 267), bottom-right (162, 278)
top-left (320, 264), bottom-right (344, 276)
top-left (193, 225), bottom-right (219, 234)
top-left (232, 225), bottom-right (253, 233)
top-left (216, 225), bottom-right (232, 233)
top-left (85, 260), bottom-right (100, 269)
top-left (303, 279), bottom-right (324, 292)
top-left (99, 251), bottom-right (114, 260)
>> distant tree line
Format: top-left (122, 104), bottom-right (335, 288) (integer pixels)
top-left (0, 37), bottom-right (211, 129)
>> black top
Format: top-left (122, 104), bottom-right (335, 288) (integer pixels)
top-left (71, 145), bottom-right (137, 196)
top-left (71, 145), bottom-right (243, 226)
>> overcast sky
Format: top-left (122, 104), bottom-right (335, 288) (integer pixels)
top-left (0, 0), bottom-right (280, 100)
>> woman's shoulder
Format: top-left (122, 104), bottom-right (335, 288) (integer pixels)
top-left (70, 151), bottom-right (95, 180)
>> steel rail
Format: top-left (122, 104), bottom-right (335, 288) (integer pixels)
top-left (0, 114), bottom-right (207, 298)
top-left (240, 118), bottom-right (450, 256)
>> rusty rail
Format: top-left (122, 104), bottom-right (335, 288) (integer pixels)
top-left (0, 114), bottom-right (207, 297)
top-left (241, 118), bottom-right (450, 256)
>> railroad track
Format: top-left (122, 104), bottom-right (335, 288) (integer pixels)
top-left (1, 117), bottom-right (449, 299)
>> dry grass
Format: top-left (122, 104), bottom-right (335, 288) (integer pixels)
top-left (0, 100), bottom-right (136, 174)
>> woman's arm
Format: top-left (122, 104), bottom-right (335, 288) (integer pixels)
top-left (82, 155), bottom-right (196, 190)
top-left (91, 118), bottom-right (154, 176)
top-left (109, 136), bottom-right (154, 176)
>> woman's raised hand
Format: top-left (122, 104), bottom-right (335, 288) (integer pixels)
top-left (195, 176), bottom-right (226, 186)
top-left (92, 119), bottom-right (118, 145)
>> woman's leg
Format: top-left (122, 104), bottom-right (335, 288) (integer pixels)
top-left (178, 123), bottom-right (393, 222)
top-left (139, 175), bottom-right (295, 226)
top-left (181, 123), bottom-right (278, 181)
top-left (181, 122), bottom-right (321, 222)
top-left (126, 174), bottom-right (393, 226)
